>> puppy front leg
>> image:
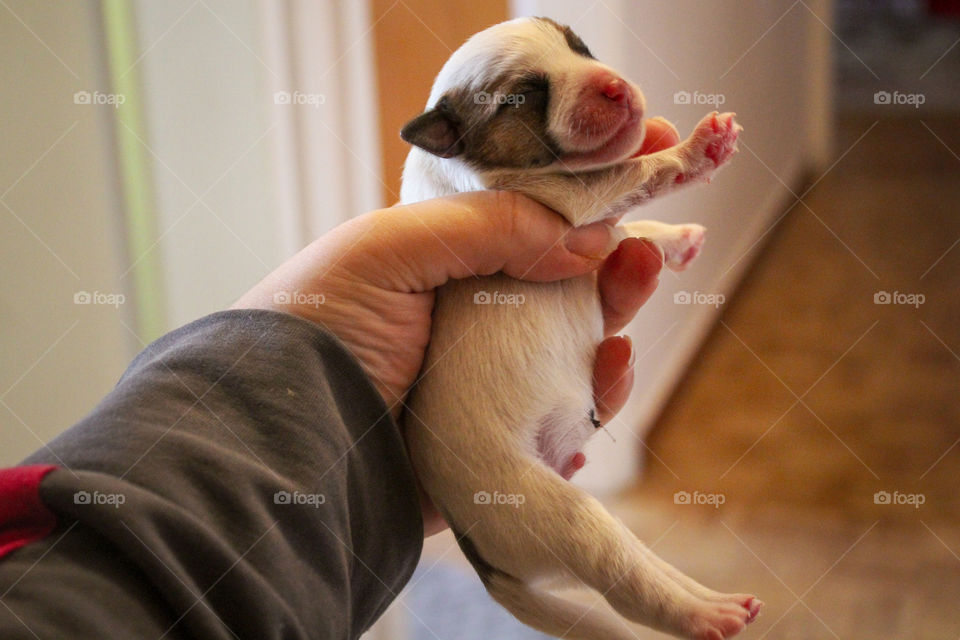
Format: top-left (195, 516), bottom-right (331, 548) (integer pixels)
top-left (490, 112), bottom-right (740, 226)
top-left (602, 111), bottom-right (741, 218)
top-left (661, 111), bottom-right (742, 187)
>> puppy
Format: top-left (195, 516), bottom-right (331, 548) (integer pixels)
top-left (399, 17), bottom-right (759, 640)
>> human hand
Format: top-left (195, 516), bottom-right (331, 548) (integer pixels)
top-left (233, 118), bottom-right (678, 537)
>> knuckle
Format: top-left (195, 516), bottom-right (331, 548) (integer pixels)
top-left (492, 190), bottom-right (524, 239)
top-left (490, 190), bottom-right (535, 265)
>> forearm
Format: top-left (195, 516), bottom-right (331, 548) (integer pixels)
top-left (1, 310), bottom-right (422, 639)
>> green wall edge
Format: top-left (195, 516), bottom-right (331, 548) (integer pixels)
top-left (102, 0), bottom-right (165, 342)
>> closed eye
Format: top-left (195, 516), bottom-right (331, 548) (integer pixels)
top-left (514, 73), bottom-right (549, 95)
top-left (492, 74), bottom-right (549, 114)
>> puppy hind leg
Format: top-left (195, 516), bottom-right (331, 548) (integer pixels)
top-left (617, 220), bottom-right (705, 271)
top-left (449, 516), bottom-right (638, 640)
top-left (483, 571), bottom-right (642, 640)
top-left (483, 464), bottom-right (753, 639)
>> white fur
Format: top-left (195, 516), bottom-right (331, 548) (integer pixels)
top-left (401, 18), bottom-right (758, 640)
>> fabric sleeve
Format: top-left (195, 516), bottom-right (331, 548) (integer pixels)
top-left (0, 309), bottom-right (423, 639)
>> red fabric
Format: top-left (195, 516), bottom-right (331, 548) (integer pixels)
top-left (929, 0), bottom-right (960, 18)
top-left (0, 465), bottom-right (59, 560)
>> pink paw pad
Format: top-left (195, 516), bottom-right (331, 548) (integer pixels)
top-left (703, 112), bottom-right (741, 166)
top-left (665, 224), bottom-right (705, 271)
top-left (745, 597), bottom-right (763, 622)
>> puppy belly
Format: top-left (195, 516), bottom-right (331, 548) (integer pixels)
top-left (535, 408), bottom-right (595, 479)
top-left (408, 273), bottom-right (603, 495)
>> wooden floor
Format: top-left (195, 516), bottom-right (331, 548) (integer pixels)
top-left (619, 114), bottom-right (960, 638)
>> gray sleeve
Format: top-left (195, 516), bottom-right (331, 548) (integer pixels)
top-left (2, 309), bottom-right (423, 639)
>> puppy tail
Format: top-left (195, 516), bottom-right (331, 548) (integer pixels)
top-left (453, 527), bottom-right (637, 640)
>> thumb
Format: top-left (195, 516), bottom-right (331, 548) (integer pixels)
top-left (334, 190), bottom-right (617, 293)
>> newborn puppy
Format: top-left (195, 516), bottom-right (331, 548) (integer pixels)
top-left (400, 17), bottom-right (758, 640)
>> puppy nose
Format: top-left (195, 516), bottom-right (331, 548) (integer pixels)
top-left (601, 78), bottom-right (627, 103)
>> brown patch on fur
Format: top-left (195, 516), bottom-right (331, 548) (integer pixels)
top-left (535, 16), bottom-right (595, 59)
top-left (443, 73), bottom-right (562, 169)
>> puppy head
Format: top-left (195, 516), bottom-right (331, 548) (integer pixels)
top-left (401, 17), bottom-right (647, 174)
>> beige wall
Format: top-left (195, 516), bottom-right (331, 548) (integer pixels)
top-left (1, 0), bottom-right (134, 465)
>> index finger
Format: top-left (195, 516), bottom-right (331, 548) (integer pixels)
top-left (598, 237), bottom-right (663, 337)
top-left (334, 190), bottom-right (616, 293)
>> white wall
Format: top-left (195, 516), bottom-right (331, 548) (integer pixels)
top-left (512, 0), bottom-right (832, 492)
top-left (1, 0), bottom-right (134, 465)
top-left (1, 0), bottom-right (382, 464)
top-left (133, 0), bottom-right (383, 330)
top-left (132, 0), bottom-right (284, 330)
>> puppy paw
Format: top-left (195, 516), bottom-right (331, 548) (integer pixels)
top-left (680, 112), bottom-right (742, 181)
top-left (684, 595), bottom-right (761, 640)
top-left (619, 220), bottom-right (705, 272)
top-left (663, 223), bottom-right (705, 271)
top-left (701, 111), bottom-right (741, 166)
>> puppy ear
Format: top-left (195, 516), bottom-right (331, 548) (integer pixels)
top-left (400, 99), bottom-right (464, 158)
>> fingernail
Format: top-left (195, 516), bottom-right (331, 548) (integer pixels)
top-left (624, 335), bottom-right (635, 367)
top-left (565, 222), bottom-right (616, 259)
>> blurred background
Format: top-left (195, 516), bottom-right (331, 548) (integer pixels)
top-left (1, 0), bottom-right (958, 637)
